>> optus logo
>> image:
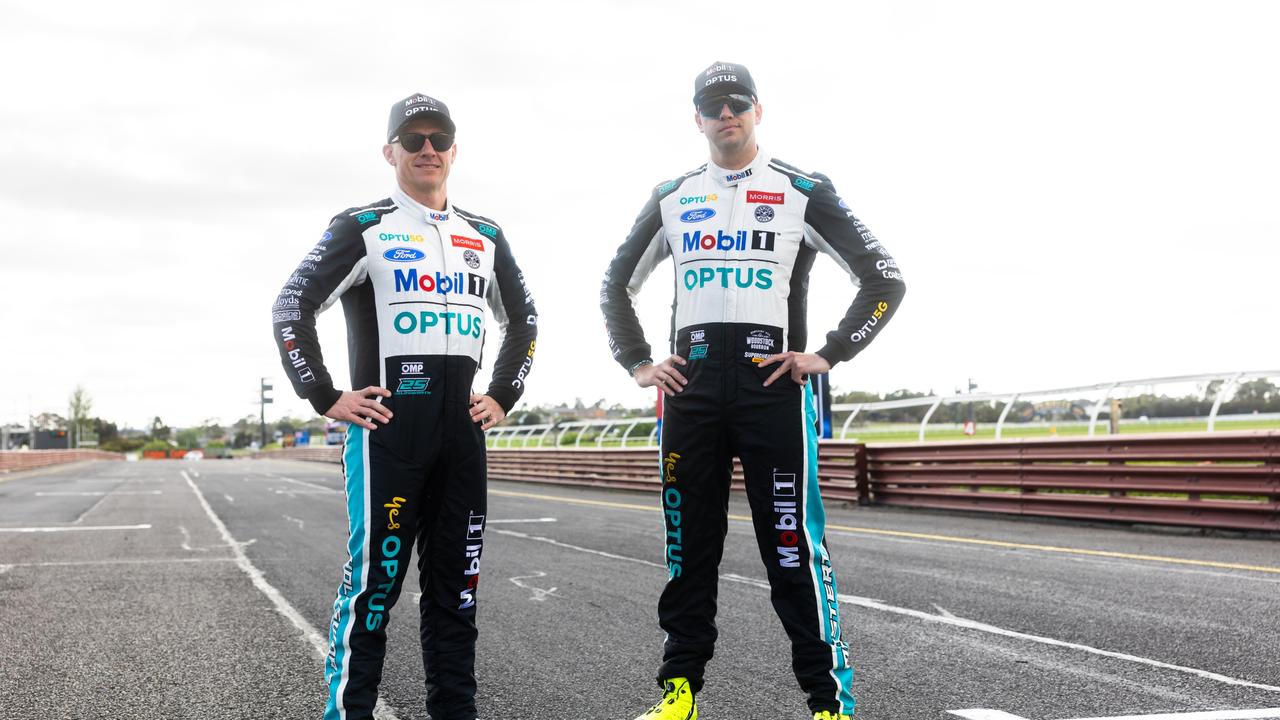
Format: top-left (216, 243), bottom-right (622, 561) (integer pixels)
top-left (683, 266), bottom-right (773, 291)
top-left (662, 452), bottom-right (683, 580)
top-left (678, 193), bottom-right (718, 205)
top-left (393, 311), bottom-right (483, 337)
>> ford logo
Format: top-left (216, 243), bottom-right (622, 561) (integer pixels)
top-left (383, 247), bottom-right (425, 262)
top-left (680, 208), bottom-right (716, 223)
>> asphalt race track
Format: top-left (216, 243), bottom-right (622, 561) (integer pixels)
top-left (1, 459), bottom-right (1278, 720)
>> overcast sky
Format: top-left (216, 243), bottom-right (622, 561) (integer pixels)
top-left (1, 0), bottom-right (1277, 429)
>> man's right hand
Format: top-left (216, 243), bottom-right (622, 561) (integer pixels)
top-left (325, 386), bottom-right (393, 430)
top-left (633, 355), bottom-right (689, 397)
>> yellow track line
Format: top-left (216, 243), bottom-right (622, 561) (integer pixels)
top-left (489, 488), bottom-right (1280, 575)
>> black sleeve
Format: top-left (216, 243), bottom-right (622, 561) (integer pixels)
top-left (600, 189), bottom-right (670, 372)
top-left (483, 228), bottom-right (539, 414)
top-left (270, 214), bottom-right (368, 416)
top-left (801, 174), bottom-right (907, 366)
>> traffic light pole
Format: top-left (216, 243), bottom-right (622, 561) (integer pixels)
top-left (260, 378), bottom-right (273, 448)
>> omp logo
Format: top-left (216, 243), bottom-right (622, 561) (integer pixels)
top-left (356, 211), bottom-right (379, 224)
top-left (401, 361), bottom-right (423, 374)
top-left (793, 177), bottom-right (816, 191)
top-left (655, 179), bottom-right (679, 194)
top-left (476, 223), bottom-right (499, 239)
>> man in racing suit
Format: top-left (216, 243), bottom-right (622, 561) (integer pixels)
top-left (272, 92), bottom-right (538, 720)
top-left (600, 62), bottom-right (905, 720)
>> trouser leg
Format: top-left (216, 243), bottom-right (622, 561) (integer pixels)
top-left (734, 379), bottom-right (856, 716)
top-left (417, 404), bottom-right (487, 720)
top-left (325, 428), bottom-right (426, 720)
top-left (656, 394), bottom-right (731, 693)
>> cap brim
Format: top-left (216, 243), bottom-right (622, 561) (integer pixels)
top-left (388, 111), bottom-right (457, 142)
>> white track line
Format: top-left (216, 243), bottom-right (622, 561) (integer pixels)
top-left (1063, 709), bottom-right (1280, 720)
top-left (181, 471), bottom-right (401, 720)
top-left (487, 518), bottom-right (557, 524)
top-left (950, 712), bottom-right (1031, 720)
top-left (498, 529), bottom-right (1280, 695)
top-left (0, 524), bottom-right (151, 533)
top-left (35, 486), bottom-right (162, 491)
top-left (0, 558), bottom-right (236, 568)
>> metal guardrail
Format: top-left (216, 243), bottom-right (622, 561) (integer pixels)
top-left (258, 431), bottom-right (1279, 532)
top-left (0, 450), bottom-right (122, 473)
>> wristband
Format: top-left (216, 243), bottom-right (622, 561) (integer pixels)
top-left (628, 358), bottom-right (654, 377)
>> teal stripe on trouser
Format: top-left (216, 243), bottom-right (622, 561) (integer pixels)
top-left (325, 428), bottom-right (368, 720)
top-left (802, 384), bottom-right (856, 715)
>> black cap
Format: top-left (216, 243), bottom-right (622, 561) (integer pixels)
top-left (387, 93), bottom-right (456, 142)
top-left (692, 61), bottom-right (757, 103)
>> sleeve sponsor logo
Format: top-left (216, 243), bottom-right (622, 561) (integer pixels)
top-left (655, 179), bottom-right (679, 194)
top-left (679, 208), bottom-right (717, 223)
top-left (746, 191), bottom-right (784, 204)
top-left (383, 247), bottom-right (426, 263)
top-left (272, 310), bottom-right (301, 323)
top-left (451, 235), bottom-right (485, 251)
top-left (511, 340), bottom-right (536, 389)
top-left (476, 223), bottom-right (499, 239)
top-left (279, 326), bottom-right (315, 383)
top-left (793, 177), bottom-right (816, 191)
top-left (356, 211), bottom-right (379, 224)
top-left (850, 301), bottom-right (891, 343)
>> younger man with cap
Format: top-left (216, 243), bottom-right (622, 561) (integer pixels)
top-left (272, 92), bottom-right (538, 720)
top-left (600, 62), bottom-right (906, 720)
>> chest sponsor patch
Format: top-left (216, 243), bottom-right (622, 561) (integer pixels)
top-left (746, 191), bottom-right (784, 204)
top-left (451, 235), bottom-right (485, 251)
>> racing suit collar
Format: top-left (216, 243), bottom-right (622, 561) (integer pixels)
top-left (708, 148), bottom-right (770, 188)
top-left (392, 186), bottom-right (453, 225)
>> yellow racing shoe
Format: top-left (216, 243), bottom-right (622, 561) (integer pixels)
top-left (634, 677), bottom-right (697, 720)
top-left (814, 712), bottom-right (852, 720)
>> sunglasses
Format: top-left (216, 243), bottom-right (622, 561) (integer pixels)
top-left (395, 132), bottom-right (455, 153)
top-left (696, 93), bottom-right (755, 118)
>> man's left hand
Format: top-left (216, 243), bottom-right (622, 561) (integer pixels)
top-left (758, 351), bottom-right (831, 387)
top-left (469, 394), bottom-right (506, 431)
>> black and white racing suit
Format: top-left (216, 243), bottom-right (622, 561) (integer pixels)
top-left (600, 150), bottom-right (905, 716)
top-left (272, 187), bottom-right (537, 720)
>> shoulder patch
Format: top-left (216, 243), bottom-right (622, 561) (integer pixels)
top-left (793, 176), bottom-right (817, 191)
top-left (656, 179), bottom-right (679, 194)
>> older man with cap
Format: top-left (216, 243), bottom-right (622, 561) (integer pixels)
top-left (271, 92), bottom-right (538, 720)
top-left (600, 62), bottom-right (906, 720)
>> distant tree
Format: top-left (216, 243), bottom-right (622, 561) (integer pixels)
top-left (201, 418), bottom-right (227, 441)
top-left (150, 416), bottom-right (171, 440)
top-left (91, 417), bottom-right (119, 442)
top-left (68, 386), bottom-right (93, 446)
top-left (175, 428), bottom-right (202, 450)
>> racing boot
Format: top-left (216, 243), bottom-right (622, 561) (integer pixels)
top-left (633, 677), bottom-right (697, 720)
top-left (814, 712), bottom-right (852, 720)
